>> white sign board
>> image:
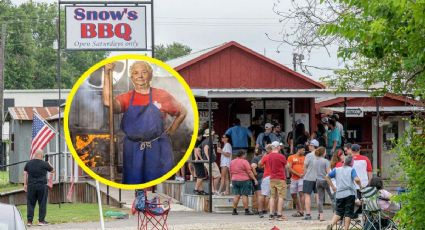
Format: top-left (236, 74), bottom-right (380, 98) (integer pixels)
top-left (66, 6), bottom-right (147, 50)
top-left (346, 108), bottom-right (364, 117)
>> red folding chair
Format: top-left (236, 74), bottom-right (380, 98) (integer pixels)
top-left (137, 190), bottom-right (171, 230)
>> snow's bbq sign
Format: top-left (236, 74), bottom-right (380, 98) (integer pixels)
top-left (66, 6), bottom-right (147, 50)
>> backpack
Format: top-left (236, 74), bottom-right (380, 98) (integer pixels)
top-left (262, 134), bottom-right (272, 147)
top-left (134, 190), bottom-right (146, 211)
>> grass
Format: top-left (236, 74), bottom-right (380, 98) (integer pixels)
top-left (0, 171), bottom-right (24, 193)
top-left (17, 203), bottom-right (128, 224)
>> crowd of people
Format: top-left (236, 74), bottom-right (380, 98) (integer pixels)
top-left (184, 115), bottom-right (399, 228)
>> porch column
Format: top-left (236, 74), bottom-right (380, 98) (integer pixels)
top-left (284, 107), bottom-right (290, 136)
top-left (376, 97), bottom-right (381, 176)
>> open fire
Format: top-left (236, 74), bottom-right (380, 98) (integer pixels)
top-left (74, 134), bottom-right (111, 168)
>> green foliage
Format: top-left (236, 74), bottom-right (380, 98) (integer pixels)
top-left (392, 117), bottom-right (425, 229)
top-left (0, 2), bottom-right (109, 89)
top-left (154, 42), bottom-right (191, 62)
top-left (319, 1), bottom-right (425, 98)
top-left (17, 203), bottom-right (126, 224)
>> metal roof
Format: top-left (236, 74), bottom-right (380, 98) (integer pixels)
top-left (191, 88), bottom-right (372, 98)
top-left (167, 43), bottom-right (226, 68)
top-left (322, 106), bottom-right (424, 112)
top-left (6, 107), bottom-right (59, 121)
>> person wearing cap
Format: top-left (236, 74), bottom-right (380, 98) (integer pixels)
top-left (225, 119), bottom-right (255, 154)
top-left (257, 144), bottom-right (274, 218)
top-left (325, 155), bottom-right (362, 230)
top-left (302, 140), bottom-right (320, 220)
top-left (256, 123), bottom-right (279, 154)
top-left (200, 129), bottom-right (221, 195)
top-left (266, 141), bottom-right (287, 221)
top-left (326, 119), bottom-right (342, 160)
top-left (287, 144), bottom-right (306, 218)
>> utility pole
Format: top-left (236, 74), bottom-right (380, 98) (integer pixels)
top-left (0, 24), bottom-right (6, 169)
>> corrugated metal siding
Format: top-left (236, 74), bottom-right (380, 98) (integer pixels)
top-left (181, 46), bottom-right (320, 89)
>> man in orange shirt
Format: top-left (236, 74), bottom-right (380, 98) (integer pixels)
top-left (287, 144), bottom-right (306, 217)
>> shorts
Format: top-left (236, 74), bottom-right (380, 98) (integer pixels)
top-left (261, 176), bottom-right (271, 196)
top-left (290, 178), bottom-right (304, 194)
top-left (220, 157), bottom-right (231, 168)
top-left (254, 175), bottom-right (263, 191)
top-left (204, 162), bottom-right (221, 178)
top-left (335, 195), bottom-right (356, 218)
top-left (194, 163), bottom-right (206, 179)
top-left (232, 180), bottom-right (252, 196)
top-left (270, 179), bottom-right (287, 199)
top-left (303, 180), bottom-right (317, 194)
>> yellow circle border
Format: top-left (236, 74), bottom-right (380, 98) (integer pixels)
top-left (64, 54), bottom-right (199, 190)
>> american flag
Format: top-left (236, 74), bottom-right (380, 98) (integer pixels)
top-left (30, 113), bottom-right (56, 159)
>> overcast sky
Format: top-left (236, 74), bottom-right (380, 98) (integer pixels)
top-left (11, 0), bottom-right (340, 81)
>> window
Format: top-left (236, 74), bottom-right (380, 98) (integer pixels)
top-left (4, 98), bottom-right (14, 115)
top-left (43, 99), bottom-right (66, 107)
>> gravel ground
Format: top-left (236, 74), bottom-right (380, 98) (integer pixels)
top-left (29, 210), bottom-right (334, 230)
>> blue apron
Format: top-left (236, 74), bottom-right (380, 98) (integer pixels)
top-left (121, 89), bottom-right (174, 184)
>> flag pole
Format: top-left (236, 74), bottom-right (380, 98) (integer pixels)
top-left (108, 69), bottom-right (115, 181)
top-left (96, 180), bottom-right (105, 230)
top-left (32, 111), bottom-right (58, 134)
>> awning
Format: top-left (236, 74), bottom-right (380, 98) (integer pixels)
top-left (191, 88), bottom-right (372, 98)
top-left (321, 106), bottom-right (424, 113)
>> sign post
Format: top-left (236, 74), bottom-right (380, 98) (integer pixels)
top-left (65, 6), bottom-right (148, 51)
top-left (345, 108), bottom-right (364, 117)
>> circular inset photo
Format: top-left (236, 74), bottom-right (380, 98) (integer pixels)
top-left (64, 54), bottom-right (198, 189)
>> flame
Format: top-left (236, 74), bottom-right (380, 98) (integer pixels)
top-left (75, 134), bottom-right (110, 168)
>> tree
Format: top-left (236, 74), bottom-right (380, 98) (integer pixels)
top-left (154, 42), bottom-right (192, 62)
top-left (0, 2), bottom-right (109, 89)
top-left (270, 1), bottom-right (425, 228)
top-left (268, 0), bottom-right (425, 98)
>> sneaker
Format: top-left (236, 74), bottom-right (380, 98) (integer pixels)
top-left (269, 214), bottom-right (275, 220)
top-left (244, 210), bottom-right (254, 215)
top-left (232, 209), bottom-right (238, 215)
top-left (38, 221), bottom-right (49, 226)
top-left (259, 213), bottom-right (264, 218)
top-left (303, 215), bottom-right (312, 220)
top-left (27, 221), bottom-right (32, 227)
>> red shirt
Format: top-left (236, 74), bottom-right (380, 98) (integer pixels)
top-left (267, 151), bottom-right (287, 180)
top-left (261, 154), bottom-right (271, 178)
top-left (115, 88), bottom-right (182, 117)
top-left (230, 158), bottom-right (252, 181)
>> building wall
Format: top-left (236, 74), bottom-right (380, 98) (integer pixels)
top-left (8, 119), bottom-right (71, 184)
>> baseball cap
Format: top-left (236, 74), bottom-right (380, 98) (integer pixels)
top-left (351, 144), bottom-right (361, 152)
top-left (271, 141), bottom-right (280, 148)
top-left (321, 117), bottom-right (329, 124)
top-left (265, 123), bottom-right (273, 129)
top-left (309, 139), bottom-right (320, 147)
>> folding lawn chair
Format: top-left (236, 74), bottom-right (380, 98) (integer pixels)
top-left (134, 190), bottom-right (171, 230)
top-left (361, 187), bottom-right (398, 230)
